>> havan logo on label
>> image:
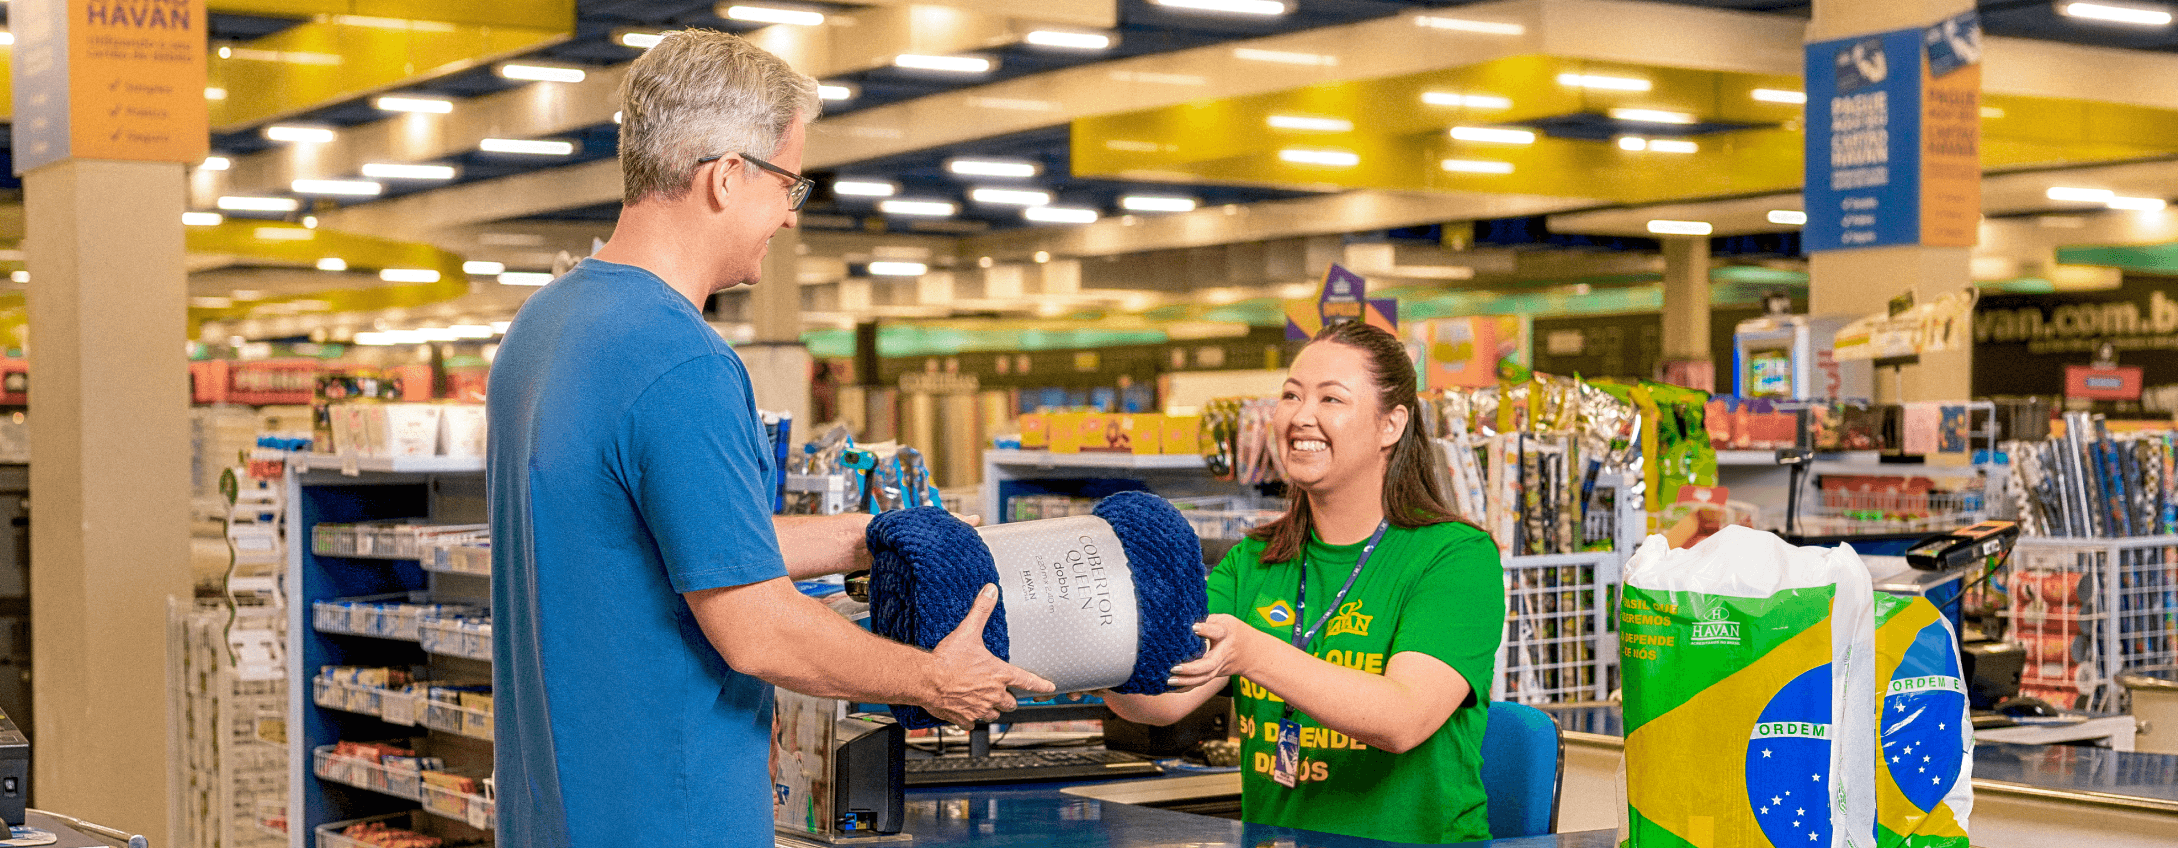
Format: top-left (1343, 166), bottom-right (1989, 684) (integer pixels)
top-left (1690, 605), bottom-right (1744, 646)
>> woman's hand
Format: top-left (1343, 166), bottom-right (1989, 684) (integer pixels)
top-left (1167, 613), bottom-right (1256, 692)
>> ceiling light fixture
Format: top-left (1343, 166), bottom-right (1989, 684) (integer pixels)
top-left (1024, 206), bottom-right (1100, 224)
top-left (1268, 115), bottom-right (1353, 132)
top-left (499, 272), bottom-right (553, 286)
top-left (817, 84), bottom-right (855, 101)
top-left (206, 87), bottom-right (228, 100)
top-left (1556, 72), bottom-right (1651, 92)
top-left (463, 261), bottom-right (507, 275)
top-left (1441, 159), bottom-right (1515, 174)
top-left (361, 163), bottom-right (457, 180)
top-left (496, 63), bottom-right (586, 83)
top-left (1232, 47), bottom-right (1337, 66)
top-left (1647, 139), bottom-right (1699, 153)
top-left (723, 4), bottom-right (827, 26)
top-left (380, 269), bottom-right (442, 283)
top-left (264, 125), bottom-right (335, 143)
top-left (183, 212), bottom-right (225, 226)
top-left (878, 199), bottom-right (959, 217)
top-left (374, 95), bottom-right (453, 113)
top-left (451, 324), bottom-right (497, 339)
top-left (969, 187), bottom-right (1053, 206)
top-left (2107, 196), bottom-right (2169, 210)
top-left (1120, 195), bottom-right (1198, 212)
top-left (1608, 108), bottom-right (1697, 124)
top-left (291, 179), bottom-right (382, 196)
top-left (2047, 186), bottom-right (2116, 202)
top-left (1411, 15), bottom-right (1525, 35)
top-left (617, 31), bottom-right (664, 49)
top-left (217, 196), bottom-right (300, 212)
top-left (868, 261), bottom-right (928, 276)
top-left (832, 180), bottom-right (898, 197)
top-left (317, 257), bottom-right (348, 271)
top-left (1024, 30), bottom-right (1113, 50)
top-left (893, 54), bottom-right (992, 73)
top-left (1767, 210), bottom-right (1808, 225)
top-left (1618, 136), bottom-right (1648, 151)
top-left (946, 158), bottom-right (1040, 178)
top-left (1449, 126), bottom-right (1536, 144)
top-left (1751, 88), bottom-right (1807, 105)
top-left (480, 138), bottom-right (575, 156)
top-left (1421, 92), bottom-right (1512, 109)
top-left (2057, 1), bottom-right (2175, 26)
top-left (200, 156), bottom-right (231, 171)
top-left (1278, 148), bottom-right (1359, 167)
top-left (1150, 0), bottom-right (1288, 16)
top-left (1646, 220), bottom-right (1713, 236)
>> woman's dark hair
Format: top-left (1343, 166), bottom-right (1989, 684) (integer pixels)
top-left (1247, 320), bottom-right (1462, 563)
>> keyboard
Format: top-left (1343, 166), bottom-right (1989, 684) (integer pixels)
top-left (903, 749), bottom-right (1163, 786)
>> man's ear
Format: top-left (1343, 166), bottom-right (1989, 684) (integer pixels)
top-left (704, 158), bottom-right (738, 210)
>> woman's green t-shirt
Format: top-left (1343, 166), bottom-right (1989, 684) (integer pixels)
top-left (1207, 520), bottom-right (1506, 844)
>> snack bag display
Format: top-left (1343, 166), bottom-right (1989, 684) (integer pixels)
top-left (1871, 594), bottom-right (1973, 848)
top-left (1619, 526), bottom-right (1876, 848)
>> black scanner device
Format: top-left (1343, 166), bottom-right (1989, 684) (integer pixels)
top-left (1904, 520), bottom-right (2019, 572)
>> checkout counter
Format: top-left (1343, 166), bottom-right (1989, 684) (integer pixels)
top-left (878, 777), bottom-right (1615, 848)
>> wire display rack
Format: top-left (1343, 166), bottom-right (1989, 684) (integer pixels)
top-left (1496, 551), bottom-right (1624, 705)
top-left (2001, 535), bottom-right (2178, 713)
top-left (1799, 488), bottom-right (1986, 536)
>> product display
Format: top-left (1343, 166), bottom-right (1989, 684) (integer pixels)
top-left (1618, 526), bottom-right (1876, 848)
top-left (864, 491), bottom-right (1206, 728)
top-left (2005, 412), bottom-right (2177, 538)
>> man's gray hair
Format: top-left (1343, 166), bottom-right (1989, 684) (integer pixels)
top-left (618, 29), bottom-right (821, 205)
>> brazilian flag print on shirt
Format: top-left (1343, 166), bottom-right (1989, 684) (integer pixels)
top-left (1207, 521), bottom-right (1506, 844)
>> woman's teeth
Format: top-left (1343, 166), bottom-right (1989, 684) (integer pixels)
top-left (1291, 439), bottom-right (1328, 452)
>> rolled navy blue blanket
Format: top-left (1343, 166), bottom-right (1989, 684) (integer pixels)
top-left (865, 490), bottom-right (1208, 728)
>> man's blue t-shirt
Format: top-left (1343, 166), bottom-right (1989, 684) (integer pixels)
top-left (488, 258), bottom-right (786, 847)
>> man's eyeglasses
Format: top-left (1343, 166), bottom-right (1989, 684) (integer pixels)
top-left (697, 151), bottom-right (814, 211)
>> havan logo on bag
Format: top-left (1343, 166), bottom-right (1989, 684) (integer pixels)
top-left (1691, 605), bottom-right (1744, 646)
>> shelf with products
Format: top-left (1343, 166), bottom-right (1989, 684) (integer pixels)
top-left (287, 462), bottom-right (493, 848)
top-left (980, 449), bottom-right (1232, 526)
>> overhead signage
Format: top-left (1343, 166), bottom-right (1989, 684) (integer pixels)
top-left (1285, 263), bottom-right (1396, 340)
top-left (12, 0), bottom-right (210, 173)
top-left (1974, 276), bottom-right (2178, 402)
top-left (1803, 11), bottom-right (1981, 252)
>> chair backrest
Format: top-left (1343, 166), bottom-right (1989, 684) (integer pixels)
top-left (1479, 700), bottom-right (1564, 839)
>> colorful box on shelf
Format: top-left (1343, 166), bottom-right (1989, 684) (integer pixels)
top-left (316, 812), bottom-right (448, 848)
top-left (312, 743), bottom-right (428, 801)
top-left (313, 521), bottom-right (489, 560)
top-left (1026, 412), bottom-right (1197, 454)
top-left (418, 614), bottom-right (492, 662)
top-left (419, 771), bottom-right (495, 831)
top-left (322, 401), bottom-right (488, 459)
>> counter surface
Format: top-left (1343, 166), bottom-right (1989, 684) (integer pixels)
top-left (1544, 704), bottom-right (2178, 811)
top-left (893, 779), bottom-right (1617, 848)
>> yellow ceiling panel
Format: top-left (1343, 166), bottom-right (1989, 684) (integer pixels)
top-left (208, 13), bottom-right (570, 130)
top-left (210, 0), bottom-right (572, 32)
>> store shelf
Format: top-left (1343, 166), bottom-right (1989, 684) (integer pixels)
top-left (313, 745), bottom-right (422, 801)
top-left (287, 452), bottom-right (485, 476)
top-left (984, 449), bottom-right (1205, 470)
top-left (419, 615), bottom-right (492, 663)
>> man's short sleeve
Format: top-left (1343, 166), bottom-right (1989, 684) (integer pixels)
top-left (622, 353), bottom-right (787, 593)
top-left (1388, 526), bottom-right (1505, 707)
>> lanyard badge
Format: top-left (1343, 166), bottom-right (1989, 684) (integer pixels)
top-left (1271, 519), bottom-right (1388, 789)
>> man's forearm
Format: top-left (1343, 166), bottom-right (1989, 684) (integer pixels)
top-left (704, 583), bottom-right (936, 705)
top-left (773, 514), bottom-right (874, 580)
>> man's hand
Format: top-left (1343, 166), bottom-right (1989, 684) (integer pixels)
top-left (1166, 613), bottom-right (1254, 692)
top-left (923, 584), bottom-right (1054, 726)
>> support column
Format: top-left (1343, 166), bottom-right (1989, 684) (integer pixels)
top-left (25, 160), bottom-right (191, 844)
top-left (740, 228), bottom-right (812, 428)
top-left (1659, 236), bottom-right (1714, 391)
top-left (1807, 0), bottom-right (1976, 402)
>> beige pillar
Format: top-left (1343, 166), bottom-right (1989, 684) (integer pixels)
top-left (1660, 236), bottom-right (1712, 362)
top-left (24, 160), bottom-right (191, 844)
top-left (741, 227), bottom-right (813, 428)
top-left (1807, 0), bottom-right (1975, 402)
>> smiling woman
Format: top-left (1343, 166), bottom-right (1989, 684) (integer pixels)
top-left (1101, 320), bottom-right (1508, 844)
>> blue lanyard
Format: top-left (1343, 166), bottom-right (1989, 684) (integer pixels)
top-left (1290, 519), bottom-right (1390, 651)
top-left (1280, 519), bottom-right (1389, 722)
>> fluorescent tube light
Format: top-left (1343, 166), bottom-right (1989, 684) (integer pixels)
top-left (291, 179), bottom-right (382, 197)
top-left (1767, 210), bottom-right (1808, 225)
top-left (1025, 206), bottom-right (1100, 224)
top-left (878, 199), bottom-right (959, 217)
top-left (1150, 0), bottom-right (1287, 15)
top-left (264, 125), bottom-right (335, 143)
top-left (480, 138), bottom-right (575, 155)
top-left (1609, 108), bottom-right (1697, 124)
top-left (970, 188), bottom-right (1053, 206)
top-left (1449, 126), bottom-right (1535, 144)
top-left (217, 196), bottom-right (300, 212)
top-left (2057, 1), bottom-right (2174, 26)
top-left (183, 212), bottom-right (225, 226)
top-left (2107, 196), bottom-right (2168, 211)
top-left (499, 272), bottom-right (553, 286)
top-left (374, 95), bottom-right (453, 113)
top-left (1647, 139), bottom-right (1698, 153)
top-left (1751, 88), bottom-right (1807, 105)
top-left (497, 64), bottom-right (585, 83)
top-left (833, 180), bottom-right (897, 197)
top-left (1278, 148), bottom-right (1359, 167)
top-left (1412, 15), bottom-right (1525, 35)
top-left (868, 261), bottom-right (928, 276)
top-left (817, 84), bottom-right (855, 101)
top-left (2047, 187), bottom-right (2116, 202)
top-left (361, 163), bottom-right (457, 180)
top-left (1024, 30), bottom-right (1112, 50)
top-left (946, 158), bottom-right (1039, 178)
top-left (1268, 115), bottom-right (1353, 132)
top-left (1646, 220), bottom-right (1713, 236)
top-left (618, 31), bottom-right (664, 49)
top-left (1233, 47), bottom-right (1336, 66)
top-left (200, 156), bottom-right (231, 171)
top-left (1556, 73), bottom-right (1651, 92)
top-left (1441, 159), bottom-right (1515, 174)
top-left (1120, 195), bottom-right (1198, 212)
top-left (1422, 92), bottom-right (1512, 109)
top-left (464, 261), bottom-right (507, 275)
top-left (893, 54), bottom-right (992, 73)
top-left (380, 269), bottom-right (443, 283)
top-left (724, 5), bottom-right (826, 26)
top-left (317, 257), bottom-right (348, 271)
